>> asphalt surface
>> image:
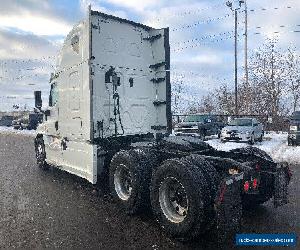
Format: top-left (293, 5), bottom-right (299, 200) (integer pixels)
top-left (0, 133), bottom-right (299, 249)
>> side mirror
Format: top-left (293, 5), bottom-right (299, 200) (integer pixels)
top-left (34, 91), bottom-right (42, 109)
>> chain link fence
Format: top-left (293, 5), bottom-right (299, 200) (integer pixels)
top-left (172, 114), bottom-right (290, 132)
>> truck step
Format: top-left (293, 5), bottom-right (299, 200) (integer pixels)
top-left (149, 62), bottom-right (165, 70)
top-left (153, 100), bottom-right (166, 106)
top-left (150, 77), bottom-right (165, 84)
top-left (143, 34), bottom-right (162, 42)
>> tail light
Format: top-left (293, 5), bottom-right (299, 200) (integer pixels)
top-left (243, 181), bottom-right (250, 192)
top-left (252, 178), bottom-right (258, 189)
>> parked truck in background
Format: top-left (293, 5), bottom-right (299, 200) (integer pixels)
top-left (34, 7), bottom-right (291, 241)
top-left (12, 113), bottom-right (43, 130)
top-left (288, 111), bottom-right (300, 146)
top-left (0, 115), bottom-right (14, 127)
top-left (173, 114), bottom-right (225, 139)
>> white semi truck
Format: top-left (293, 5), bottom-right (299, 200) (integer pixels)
top-left (34, 7), bottom-right (291, 241)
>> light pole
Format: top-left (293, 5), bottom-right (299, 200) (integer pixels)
top-left (226, 0), bottom-right (244, 116)
top-left (244, 0), bottom-right (248, 86)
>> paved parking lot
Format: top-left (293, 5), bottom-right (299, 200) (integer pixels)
top-left (0, 133), bottom-right (299, 249)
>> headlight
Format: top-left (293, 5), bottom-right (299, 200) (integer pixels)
top-left (290, 125), bottom-right (298, 131)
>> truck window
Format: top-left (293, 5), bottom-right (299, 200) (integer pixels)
top-left (228, 118), bottom-right (252, 126)
top-left (71, 34), bottom-right (80, 54)
top-left (184, 115), bottom-right (209, 123)
top-left (49, 83), bottom-right (58, 107)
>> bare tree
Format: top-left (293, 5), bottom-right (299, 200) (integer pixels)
top-left (248, 39), bottom-right (287, 116)
top-left (186, 94), bottom-right (217, 114)
top-left (215, 84), bottom-right (235, 115)
top-left (171, 78), bottom-right (184, 114)
top-left (285, 47), bottom-right (300, 112)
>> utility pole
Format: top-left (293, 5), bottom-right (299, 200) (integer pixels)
top-left (226, 1), bottom-right (244, 116)
top-left (234, 9), bottom-right (238, 116)
top-left (244, 0), bottom-right (248, 86)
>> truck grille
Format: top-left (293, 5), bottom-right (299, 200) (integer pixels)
top-left (176, 129), bottom-right (198, 133)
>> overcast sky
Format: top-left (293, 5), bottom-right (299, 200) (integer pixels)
top-left (0, 0), bottom-right (299, 111)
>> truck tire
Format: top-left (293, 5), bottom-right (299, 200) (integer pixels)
top-left (181, 155), bottom-right (221, 231)
top-left (199, 129), bottom-right (206, 140)
top-left (248, 133), bottom-right (255, 145)
top-left (258, 133), bottom-right (263, 142)
top-left (34, 136), bottom-right (49, 170)
top-left (183, 155), bottom-right (220, 203)
top-left (109, 149), bottom-right (156, 215)
top-left (150, 158), bottom-right (209, 241)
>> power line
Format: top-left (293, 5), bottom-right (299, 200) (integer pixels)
top-left (171, 13), bottom-right (233, 32)
top-left (155, 1), bottom-right (297, 22)
top-left (171, 30), bottom-right (240, 46)
top-left (154, 2), bottom-right (226, 22)
top-left (248, 5), bottom-right (297, 13)
top-left (171, 70), bottom-right (230, 82)
top-left (155, 3), bottom-right (298, 32)
top-left (252, 30), bottom-right (300, 36)
top-left (172, 34), bottom-right (243, 53)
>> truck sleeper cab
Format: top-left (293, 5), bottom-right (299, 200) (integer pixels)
top-left (35, 8), bottom-right (290, 242)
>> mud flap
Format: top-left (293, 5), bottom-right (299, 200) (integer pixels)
top-left (214, 174), bottom-right (243, 243)
top-left (274, 165), bottom-right (289, 208)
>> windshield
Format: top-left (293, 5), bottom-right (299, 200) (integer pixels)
top-left (292, 112), bottom-right (300, 120)
top-left (184, 115), bottom-right (209, 123)
top-left (228, 118), bottom-right (252, 126)
top-left (49, 83), bottom-right (58, 107)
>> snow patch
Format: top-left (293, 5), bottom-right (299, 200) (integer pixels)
top-left (0, 126), bottom-right (36, 137)
top-left (207, 132), bottom-right (300, 165)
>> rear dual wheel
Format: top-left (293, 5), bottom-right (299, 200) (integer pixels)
top-left (109, 149), bottom-right (156, 214)
top-left (151, 157), bottom-right (218, 241)
top-left (110, 151), bottom-right (221, 241)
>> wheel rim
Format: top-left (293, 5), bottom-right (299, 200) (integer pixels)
top-left (159, 177), bottom-right (188, 223)
top-left (37, 144), bottom-right (43, 155)
top-left (114, 164), bottom-right (133, 201)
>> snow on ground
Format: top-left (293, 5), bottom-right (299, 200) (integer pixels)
top-left (0, 126), bottom-right (36, 137)
top-left (207, 132), bottom-right (300, 165)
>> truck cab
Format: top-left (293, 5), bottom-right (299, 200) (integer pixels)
top-left (36, 7), bottom-right (170, 184)
top-left (174, 114), bottom-right (225, 138)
